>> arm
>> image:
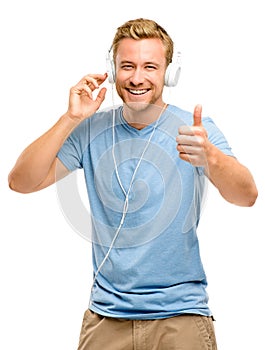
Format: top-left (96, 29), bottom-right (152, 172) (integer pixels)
top-left (8, 73), bottom-right (108, 193)
top-left (176, 105), bottom-right (258, 207)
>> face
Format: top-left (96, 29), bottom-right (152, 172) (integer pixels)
top-left (115, 38), bottom-right (167, 112)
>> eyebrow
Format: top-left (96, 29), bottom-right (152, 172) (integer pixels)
top-left (119, 60), bottom-right (161, 67)
top-left (119, 60), bottom-right (133, 64)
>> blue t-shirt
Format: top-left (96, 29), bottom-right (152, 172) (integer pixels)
top-left (57, 104), bottom-right (233, 319)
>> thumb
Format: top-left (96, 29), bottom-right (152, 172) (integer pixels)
top-left (193, 104), bottom-right (202, 126)
top-left (95, 87), bottom-right (107, 107)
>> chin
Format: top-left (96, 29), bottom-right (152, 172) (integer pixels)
top-left (124, 101), bottom-right (152, 112)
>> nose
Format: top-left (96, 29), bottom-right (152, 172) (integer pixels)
top-left (129, 67), bottom-right (144, 86)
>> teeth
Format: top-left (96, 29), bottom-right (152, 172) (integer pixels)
top-left (129, 89), bottom-right (148, 95)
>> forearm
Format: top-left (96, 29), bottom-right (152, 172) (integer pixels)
top-left (8, 113), bottom-right (79, 193)
top-left (205, 144), bottom-right (258, 206)
top-left (9, 74), bottom-right (107, 193)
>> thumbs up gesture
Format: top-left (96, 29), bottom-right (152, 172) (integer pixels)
top-left (176, 104), bottom-right (209, 167)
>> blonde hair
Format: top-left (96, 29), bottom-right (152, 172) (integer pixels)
top-left (112, 18), bottom-right (174, 66)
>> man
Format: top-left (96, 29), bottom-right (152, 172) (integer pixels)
top-left (8, 18), bottom-right (257, 350)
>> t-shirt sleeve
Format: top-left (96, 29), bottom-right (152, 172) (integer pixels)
top-left (57, 119), bottom-right (89, 171)
top-left (203, 117), bottom-right (234, 157)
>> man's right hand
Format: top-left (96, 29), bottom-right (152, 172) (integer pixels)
top-left (66, 73), bottom-right (108, 122)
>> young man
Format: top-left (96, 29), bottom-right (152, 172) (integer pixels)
top-left (9, 18), bottom-right (257, 350)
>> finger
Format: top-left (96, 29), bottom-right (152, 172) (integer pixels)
top-left (94, 87), bottom-right (107, 107)
top-left (92, 72), bottom-right (108, 84)
top-left (83, 77), bottom-right (99, 90)
top-left (178, 152), bottom-right (198, 164)
top-left (193, 104), bottom-right (202, 127)
top-left (83, 73), bottom-right (108, 89)
top-left (81, 85), bottom-right (93, 99)
top-left (178, 125), bottom-right (194, 136)
top-left (176, 134), bottom-right (197, 145)
top-left (70, 83), bottom-right (93, 99)
top-left (177, 143), bottom-right (201, 154)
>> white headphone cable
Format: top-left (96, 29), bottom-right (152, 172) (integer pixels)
top-left (89, 89), bottom-right (166, 305)
top-left (111, 85), bottom-right (127, 197)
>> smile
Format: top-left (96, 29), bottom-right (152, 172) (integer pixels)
top-left (127, 89), bottom-right (149, 95)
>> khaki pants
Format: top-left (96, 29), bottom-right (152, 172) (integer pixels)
top-left (77, 309), bottom-right (218, 350)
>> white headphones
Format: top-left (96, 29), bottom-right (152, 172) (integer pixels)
top-left (106, 48), bottom-right (181, 87)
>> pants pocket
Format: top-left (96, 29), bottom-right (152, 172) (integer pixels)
top-left (193, 316), bottom-right (218, 350)
top-left (77, 309), bottom-right (102, 350)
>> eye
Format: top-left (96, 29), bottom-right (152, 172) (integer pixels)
top-left (121, 64), bottom-right (134, 70)
top-left (145, 65), bottom-right (157, 71)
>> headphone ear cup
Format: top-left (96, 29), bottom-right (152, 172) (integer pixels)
top-left (164, 62), bottom-right (181, 87)
top-left (106, 52), bottom-right (115, 84)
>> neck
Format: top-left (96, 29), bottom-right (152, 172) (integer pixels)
top-left (122, 102), bottom-right (167, 130)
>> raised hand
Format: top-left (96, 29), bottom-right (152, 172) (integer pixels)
top-left (67, 73), bottom-right (108, 121)
top-left (176, 104), bottom-right (209, 167)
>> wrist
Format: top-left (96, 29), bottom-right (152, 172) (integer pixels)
top-left (61, 111), bottom-right (83, 127)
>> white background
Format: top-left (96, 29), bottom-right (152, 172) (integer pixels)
top-left (1, 0), bottom-right (264, 349)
